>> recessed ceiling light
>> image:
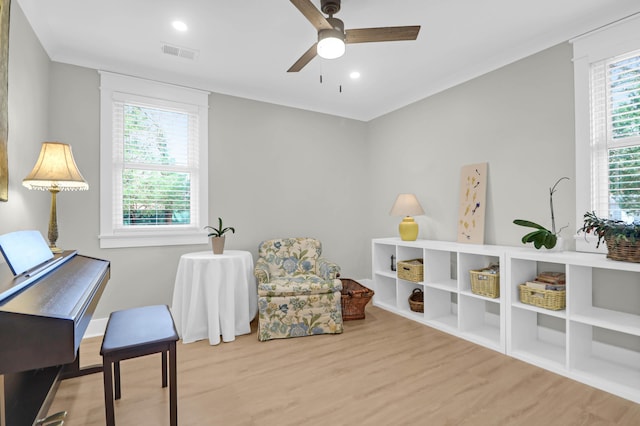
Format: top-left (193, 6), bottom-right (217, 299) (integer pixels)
top-left (172, 21), bottom-right (188, 32)
top-left (350, 71), bottom-right (361, 79)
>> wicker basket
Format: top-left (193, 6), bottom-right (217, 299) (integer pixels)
top-left (408, 288), bottom-right (424, 313)
top-left (605, 236), bottom-right (640, 263)
top-left (469, 269), bottom-right (500, 298)
top-left (519, 284), bottom-right (566, 310)
top-left (340, 279), bottom-right (374, 321)
top-left (398, 259), bottom-right (424, 282)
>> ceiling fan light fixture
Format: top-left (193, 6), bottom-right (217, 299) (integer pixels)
top-left (317, 32), bottom-right (345, 59)
top-left (317, 17), bottom-right (345, 60)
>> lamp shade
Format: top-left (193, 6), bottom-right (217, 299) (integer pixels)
top-left (23, 142), bottom-right (88, 191)
top-left (389, 193), bottom-right (424, 217)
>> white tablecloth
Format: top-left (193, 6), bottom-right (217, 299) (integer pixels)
top-left (171, 250), bottom-right (258, 345)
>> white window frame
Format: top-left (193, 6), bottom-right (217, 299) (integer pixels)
top-left (572, 14), bottom-right (640, 253)
top-left (99, 71), bottom-right (209, 248)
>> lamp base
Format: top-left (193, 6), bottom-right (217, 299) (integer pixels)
top-left (399, 217), bottom-right (419, 241)
top-left (49, 245), bottom-right (63, 254)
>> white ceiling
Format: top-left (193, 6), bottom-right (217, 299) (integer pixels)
top-left (16, 0), bottom-right (640, 121)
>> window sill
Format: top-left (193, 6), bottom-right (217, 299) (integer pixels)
top-left (573, 234), bottom-right (608, 254)
top-left (99, 232), bottom-right (208, 249)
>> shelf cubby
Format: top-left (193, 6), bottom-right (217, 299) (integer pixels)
top-left (397, 280), bottom-right (424, 319)
top-left (459, 294), bottom-right (501, 349)
top-left (372, 274), bottom-right (396, 309)
top-left (424, 287), bottom-right (458, 332)
top-left (510, 306), bottom-right (566, 371)
top-left (423, 249), bottom-right (456, 290)
top-left (569, 322), bottom-right (640, 402)
top-left (372, 243), bottom-right (397, 276)
top-left (458, 252), bottom-right (500, 294)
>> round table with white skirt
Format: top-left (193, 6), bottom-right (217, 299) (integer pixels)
top-left (171, 250), bottom-right (257, 345)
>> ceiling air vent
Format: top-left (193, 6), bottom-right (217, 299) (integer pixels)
top-left (161, 43), bottom-right (199, 60)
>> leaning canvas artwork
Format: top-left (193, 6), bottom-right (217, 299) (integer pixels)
top-left (0, 0), bottom-right (10, 201)
top-left (457, 162), bottom-right (488, 244)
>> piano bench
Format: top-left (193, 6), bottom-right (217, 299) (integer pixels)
top-left (100, 305), bottom-right (179, 426)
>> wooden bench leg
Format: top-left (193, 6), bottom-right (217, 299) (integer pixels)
top-left (162, 351), bottom-right (168, 388)
top-left (103, 358), bottom-right (116, 426)
top-left (169, 342), bottom-right (177, 426)
top-left (114, 361), bottom-right (121, 400)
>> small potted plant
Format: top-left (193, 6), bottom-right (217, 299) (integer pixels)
top-left (580, 211), bottom-right (640, 262)
top-left (513, 177), bottom-right (569, 250)
top-left (204, 217), bottom-right (235, 254)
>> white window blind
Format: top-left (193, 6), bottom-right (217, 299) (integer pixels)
top-left (591, 50), bottom-right (640, 221)
top-left (112, 98), bottom-right (199, 229)
top-left (99, 72), bottom-right (209, 248)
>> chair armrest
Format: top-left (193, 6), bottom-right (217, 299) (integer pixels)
top-left (317, 257), bottom-right (341, 280)
top-left (254, 261), bottom-right (270, 283)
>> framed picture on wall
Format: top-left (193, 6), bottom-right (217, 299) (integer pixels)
top-left (0, 0), bottom-right (10, 202)
top-left (457, 162), bottom-right (488, 244)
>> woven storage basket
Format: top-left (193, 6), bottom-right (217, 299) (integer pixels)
top-left (605, 236), bottom-right (640, 263)
top-left (519, 284), bottom-right (565, 310)
top-left (397, 259), bottom-right (424, 282)
top-left (340, 278), bottom-right (375, 321)
top-left (469, 269), bottom-right (500, 298)
top-left (408, 288), bottom-right (424, 313)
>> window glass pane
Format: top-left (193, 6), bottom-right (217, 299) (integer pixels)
top-left (122, 169), bottom-right (191, 226)
top-left (608, 145), bottom-right (640, 221)
top-left (609, 54), bottom-right (640, 141)
top-left (123, 104), bottom-right (189, 166)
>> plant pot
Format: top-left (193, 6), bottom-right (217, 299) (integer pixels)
top-left (545, 236), bottom-right (564, 252)
top-left (211, 236), bottom-right (225, 254)
top-left (605, 236), bottom-right (640, 262)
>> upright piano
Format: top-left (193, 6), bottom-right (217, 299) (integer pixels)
top-left (0, 250), bottom-right (110, 425)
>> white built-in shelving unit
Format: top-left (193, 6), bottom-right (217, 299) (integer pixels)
top-left (372, 238), bottom-right (640, 404)
top-left (372, 238), bottom-right (505, 353)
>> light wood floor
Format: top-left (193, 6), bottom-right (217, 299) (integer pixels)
top-left (49, 306), bottom-right (640, 425)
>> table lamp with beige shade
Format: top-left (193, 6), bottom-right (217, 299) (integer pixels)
top-left (22, 142), bottom-right (88, 253)
top-left (389, 193), bottom-right (424, 241)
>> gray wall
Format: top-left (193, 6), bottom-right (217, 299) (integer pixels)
top-left (3, 5), bottom-right (578, 321)
top-left (39, 62), bottom-right (370, 318)
top-left (368, 43), bottom-right (576, 254)
top-left (0, 3), bottom-right (50, 234)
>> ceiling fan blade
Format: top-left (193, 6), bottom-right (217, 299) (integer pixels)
top-left (290, 0), bottom-right (333, 31)
top-left (287, 43), bottom-right (318, 72)
top-left (345, 26), bottom-right (421, 44)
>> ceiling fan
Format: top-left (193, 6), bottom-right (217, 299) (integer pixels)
top-left (288, 0), bottom-right (421, 72)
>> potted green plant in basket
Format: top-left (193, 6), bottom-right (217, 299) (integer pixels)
top-left (580, 211), bottom-right (640, 262)
top-left (513, 177), bottom-right (569, 250)
top-left (204, 217), bottom-right (235, 254)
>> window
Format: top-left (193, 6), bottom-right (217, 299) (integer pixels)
top-left (591, 50), bottom-right (640, 221)
top-left (99, 72), bottom-right (209, 248)
top-left (572, 15), bottom-right (640, 252)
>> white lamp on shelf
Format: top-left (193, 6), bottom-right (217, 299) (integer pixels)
top-left (389, 193), bottom-right (424, 241)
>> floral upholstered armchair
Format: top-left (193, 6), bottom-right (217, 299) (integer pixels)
top-left (255, 238), bottom-right (344, 341)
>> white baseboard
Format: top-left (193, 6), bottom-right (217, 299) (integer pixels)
top-left (357, 278), bottom-right (372, 287)
top-left (85, 317), bottom-right (108, 338)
